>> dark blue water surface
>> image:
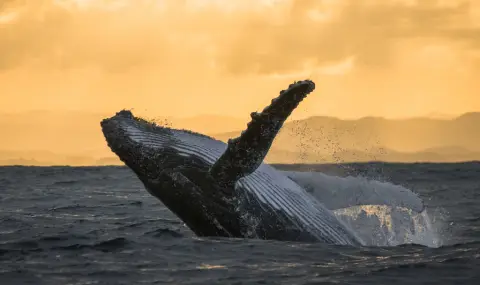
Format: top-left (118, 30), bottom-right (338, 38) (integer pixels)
top-left (0, 163), bottom-right (479, 284)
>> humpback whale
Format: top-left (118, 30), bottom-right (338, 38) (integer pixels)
top-left (101, 80), bottom-right (364, 246)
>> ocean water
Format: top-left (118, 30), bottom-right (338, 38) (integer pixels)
top-left (0, 163), bottom-right (479, 284)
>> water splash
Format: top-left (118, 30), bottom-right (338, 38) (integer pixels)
top-left (333, 205), bottom-right (443, 247)
top-left (282, 170), bottom-right (424, 213)
top-left (280, 170), bottom-right (449, 247)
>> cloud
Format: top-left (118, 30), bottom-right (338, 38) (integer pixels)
top-left (215, 0), bottom-right (480, 75)
top-left (0, 1), bottom-right (188, 72)
top-left (0, 0), bottom-right (19, 11)
top-left (0, 0), bottom-right (479, 75)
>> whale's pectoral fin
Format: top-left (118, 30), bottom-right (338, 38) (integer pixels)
top-left (209, 80), bottom-right (316, 187)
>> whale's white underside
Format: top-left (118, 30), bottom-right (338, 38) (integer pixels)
top-left (117, 119), bottom-right (364, 245)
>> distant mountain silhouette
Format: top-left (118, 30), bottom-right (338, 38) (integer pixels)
top-left (213, 112), bottom-right (480, 163)
top-left (1, 111), bottom-right (480, 165)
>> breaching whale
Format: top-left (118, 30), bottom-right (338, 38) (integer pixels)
top-left (101, 80), bottom-right (364, 246)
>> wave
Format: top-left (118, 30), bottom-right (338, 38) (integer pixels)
top-left (143, 228), bottom-right (185, 238)
top-left (57, 237), bottom-right (130, 252)
top-left (0, 236), bottom-right (131, 254)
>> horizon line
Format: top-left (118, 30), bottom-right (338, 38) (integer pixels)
top-left (1, 160), bottom-right (480, 168)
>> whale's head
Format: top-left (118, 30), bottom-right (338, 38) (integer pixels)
top-left (100, 110), bottom-right (213, 177)
top-left (100, 110), bottom-right (243, 237)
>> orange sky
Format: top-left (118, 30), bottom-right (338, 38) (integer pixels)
top-left (1, 0), bottom-right (480, 120)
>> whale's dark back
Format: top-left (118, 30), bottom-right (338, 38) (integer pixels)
top-left (104, 113), bottom-right (363, 246)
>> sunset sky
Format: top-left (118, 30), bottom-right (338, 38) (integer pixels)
top-left (1, 0), bottom-right (480, 120)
